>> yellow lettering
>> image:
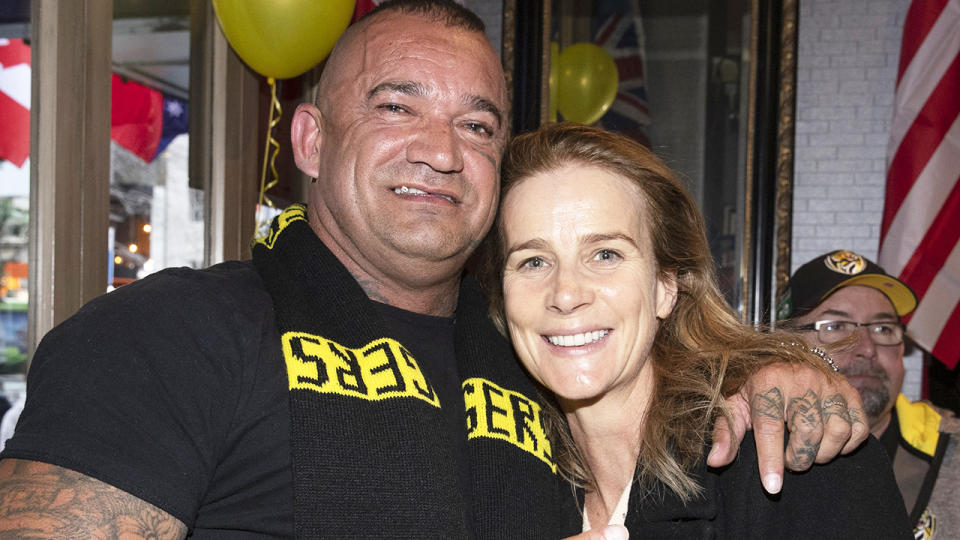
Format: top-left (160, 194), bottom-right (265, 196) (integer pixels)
top-left (462, 377), bottom-right (556, 472)
top-left (281, 332), bottom-right (441, 408)
top-left (256, 204), bottom-right (307, 250)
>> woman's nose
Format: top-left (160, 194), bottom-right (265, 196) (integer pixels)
top-left (548, 265), bottom-right (593, 314)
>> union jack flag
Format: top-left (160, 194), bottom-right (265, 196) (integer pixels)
top-left (593, 0), bottom-right (651, 147)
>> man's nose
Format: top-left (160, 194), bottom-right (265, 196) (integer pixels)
top-left (548, 265), bottom-right (593, 314)
top-left (850, 324), bottom-right (878, 358)
top-left (406, 117), bottom-right (464, 173)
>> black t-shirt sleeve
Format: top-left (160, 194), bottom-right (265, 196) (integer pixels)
top-left (719, 432), bottom-right (913, 539)
top-left (1, 264), bottom-right (270, 527)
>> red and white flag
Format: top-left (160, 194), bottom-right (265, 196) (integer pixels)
top-left (0, 38), bottom-right (31, 168)
top-left (879, 0), bottom-right (960, 368)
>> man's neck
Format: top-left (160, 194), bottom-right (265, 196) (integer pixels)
top-left (353, 270), bottom-right (461, 316)
top-left (309, 214), bottom-right (464, 317)
top-left (871, 411), bottom-right (893, 440)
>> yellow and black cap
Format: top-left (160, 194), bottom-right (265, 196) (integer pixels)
top-left (777, 249), bottom-right (918, 320)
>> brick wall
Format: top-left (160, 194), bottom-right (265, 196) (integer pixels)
top-left (793, 0), bottom-right (907, 267)
top-left (792, 0), bottom-right (922, 399)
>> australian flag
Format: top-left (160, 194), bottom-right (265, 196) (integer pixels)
top-left (593, 0), bottom-right (651, 147)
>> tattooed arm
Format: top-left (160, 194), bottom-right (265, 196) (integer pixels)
top-left (0, 459), bottom-right (187, 540)
top-left (706, 363), bottom-right (867, 494)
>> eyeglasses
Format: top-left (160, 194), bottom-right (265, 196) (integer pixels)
top-left (795, 320), bottom-right (905, 346)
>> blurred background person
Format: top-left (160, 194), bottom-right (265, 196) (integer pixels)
top-left (781, 249), bottom-right (960, 539)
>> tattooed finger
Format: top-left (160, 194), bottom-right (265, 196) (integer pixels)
top-left (786, 389), bottom-right (822, 469)
top-left (751, 387), bottom-right (785, 422)
top-left (821, 393), bottom-right (852, 426)
top-left (848, 407), bottom-right (866, 428)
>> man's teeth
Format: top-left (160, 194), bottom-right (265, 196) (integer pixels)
top-left (395, 186), bottom-right (428, 195)
top-left (394, 186), bottom-right (455, 203)
top-left (547, 330), bottom-right (608, 347)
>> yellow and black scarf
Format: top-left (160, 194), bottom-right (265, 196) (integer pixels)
top-left (252, 205), bottom-right (568, 538)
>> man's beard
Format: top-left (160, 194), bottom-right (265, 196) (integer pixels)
top-left (840, 361), bottom-right (892, 422)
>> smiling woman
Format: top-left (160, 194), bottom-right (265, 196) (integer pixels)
top-left (478, 122), bottom-right (912, 538)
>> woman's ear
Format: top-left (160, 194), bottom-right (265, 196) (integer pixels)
top-left (656, 269), bottom-right (679, 319)
top-left (290, 103), bottom-right (324, 179)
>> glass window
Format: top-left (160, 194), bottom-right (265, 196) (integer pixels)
top-left (109, 3), bottom-right (199, 289)
top-left (0, 1), bottom-right (31, 412)
top-left (549, 0), bottom-right (751, 312)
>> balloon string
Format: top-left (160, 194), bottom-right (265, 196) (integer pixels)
top-left (256, 77), bottom-right (282, 234)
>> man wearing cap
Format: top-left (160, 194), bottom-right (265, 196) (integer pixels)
top-left (780, 249), bottom-right (960, 540)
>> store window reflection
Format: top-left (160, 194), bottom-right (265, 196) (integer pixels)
top-left (110, 5), bottom-right (199, 290)
top-left (0, 2), bottom-right (31, 412)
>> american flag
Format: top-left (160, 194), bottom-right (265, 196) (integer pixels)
top-left (878, 0), bottom-right (960, 368)
top-left (593, 0), bottom-right (651, 147)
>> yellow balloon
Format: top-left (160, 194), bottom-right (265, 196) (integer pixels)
top-left (548, 42), bottom-right (559, 123)
top-left (212, 0), bottom-right (356, 80)
top-left (556, 43), bottom-right (619, 125)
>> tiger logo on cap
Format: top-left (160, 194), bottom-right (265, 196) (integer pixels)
top-left (823, 250), bottom-right (866, 275)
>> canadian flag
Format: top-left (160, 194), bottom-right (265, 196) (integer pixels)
top-left (0, 38), bottom-right (31, 168)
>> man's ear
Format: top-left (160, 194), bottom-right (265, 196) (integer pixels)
top-left (290, 103), bottom-right (324, 178)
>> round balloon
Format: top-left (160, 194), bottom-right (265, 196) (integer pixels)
top-left (212, 0), bottom-right (356, 80)
top-left (556, 43), bottom-right (619, 125)
top-left (548, 42), bottom-right (560, 122)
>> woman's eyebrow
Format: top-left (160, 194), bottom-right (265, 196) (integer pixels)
top-left (506, 238), bottom-right (548, 256)
top-left (581, 232), bottom-right (638, 248)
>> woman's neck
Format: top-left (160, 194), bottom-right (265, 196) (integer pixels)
top-left (562, 367), bottom-right (655, 526)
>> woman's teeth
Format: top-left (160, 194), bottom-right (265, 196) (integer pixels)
top-left (547, 330), bottom-right (608, 347)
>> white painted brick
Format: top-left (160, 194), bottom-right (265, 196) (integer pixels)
top-left (796, 145), bottom-right (838, 160)
top-left (795, 159), bottom-right (819, 173)
top-left (793, 225), bottom-right (817, 237)
top-left (796, 120), bottom-right (830, 134)
top-left (814, 41), bottom-right (850, 56)
top-left (810, 80), bottom-right (841, 94)
top-left (809, 132), bottom-right (865, 147)
top-left (841, 14), bottom-right (893, 28)
top-left (863, 198), bottom-right (885, 212)
top-left (838, 145), bottom-right (886, 159)
top-left (809, 198), bottom-right (863, 211)
top-left (828, 185), bottom-right (882, 199)
top-left (800, 172), bottom-right (856, 185)
top-left (794, 185), bottom-right (829, 198)
top-left (794, 211), bottom-right (835, 225)
top-left (828, 118), bottom-right (874, 133)
top-left (799, 55), bottom-right (832, 69)
top-left (865, 133), bottom-right (891, 146)
top-left (822, 28), bottom-right (877, 42)
top-left (858, 40), bottom-right (887, 55)
top-left (821, 92), bottom-right (874, 107)
top-left (818, 159), bottom-right (873, 172)
top-left (833, 53), bottom-right (887, 67)
top-left (874, 90), bottom-right (895, 106)
top-left (853, 172), bottom-right (887, 185)
top-left (801, 106), bottom-right (857, 120)
top-left (866, 66), bottom-right (897, 80)
top-left (817, 225), bottom-right (872, 237)
top-left (856, 105), bottom-right (893, 120)
top-left (836, 211), bottom-right (873, 224)
top-left (812, 67), bottom-right (867, 81)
